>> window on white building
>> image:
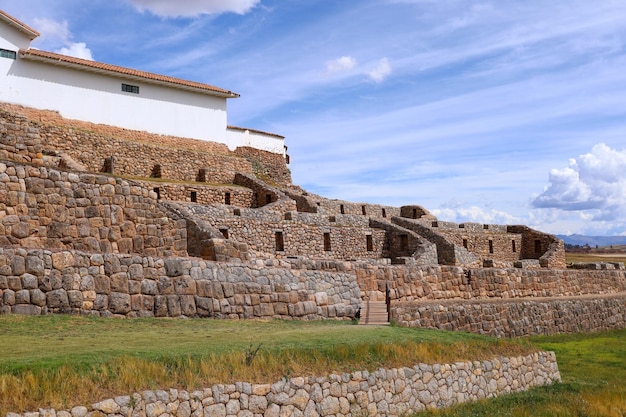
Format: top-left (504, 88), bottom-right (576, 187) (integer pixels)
top-left (121, 83), bottom-right (140, 94)
top-left (0, 49), bottom-right (16, 60)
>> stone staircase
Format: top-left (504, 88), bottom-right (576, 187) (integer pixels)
top-left (359, 300), bottom-right (389, 325)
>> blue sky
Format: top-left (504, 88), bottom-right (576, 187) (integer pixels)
top-left (3, 0), bottom-right (626, 236)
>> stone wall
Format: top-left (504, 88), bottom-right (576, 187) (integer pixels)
top-left (0, 110), bottom-right (43, 166)
top-left (392, 294), bottom-right (626, 337)
top-left (6, 351), bottom-right (560, 417)
top-left (132, 180), bottom-right (255, 208)
top-left (436, 223), bottom-right (523, 264)
top-left (43, 127), bottom-right (252, 184)
top-left (507, 226), bottom-right (566, 269)
top-left (391, 217), bottom-right (480, 267)
top-left (0, 162), bottom-right (187, 257)
top-left (0, 248), bottom-right (360, 319)
top-left (234, 146), bottom-right (292, 186)
top-left (276, 260), bottom-right (626, 303)
top-left (282, 187), bottom-right (402, 218)
top-left (0, 103), bottom-right (292, 186)
top-left (371, 264), bottom-right (626, 301)
top-left (184, 204), bottom-right (392, 261)
top-left (369, 218), bottom-right (438, 263)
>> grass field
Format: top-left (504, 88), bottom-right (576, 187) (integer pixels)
top-left (415, 329), bottom-right (626, 417)
top-left (1, 316), bottom-right (624, 417)
top-left (566, 252), bottom-right (626, 264)
top-left (0, 316), bottom-right (533, 415)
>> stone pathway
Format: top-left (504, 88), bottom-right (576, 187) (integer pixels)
top-left (359, 300), bottom-right (389, 325)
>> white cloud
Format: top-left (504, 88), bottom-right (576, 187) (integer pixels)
top-left (532, 143), bottom-right (626, 221)
top-left (57, 43), bottom-right (94, 60)
top-left (326, 56), bottom-right (357, 74)
top-left (33, 17), bottom-right (71, 44)
top-left (432, 206), bottom-right (521, 225)
top-left (367, 57), bottom-right (391, 82)
top-left (32, 17), bottom-right (94, 60)
top-left (127, 0), bottom-right (260, 17)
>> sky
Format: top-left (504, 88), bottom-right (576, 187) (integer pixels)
top-left (2, 0), bottom-right (626, 236)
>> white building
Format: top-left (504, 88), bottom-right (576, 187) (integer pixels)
top-left (0, 10), bottom-right (285, 155)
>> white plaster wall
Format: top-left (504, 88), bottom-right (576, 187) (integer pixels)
top-left (0, 56), bottom-right (232, 145)
top-left (0, 21), bottom-right (286, 154)
top-left (0, 24), bottom-right (31, 50)
top-left (227, 127), bottom-right (286, 154)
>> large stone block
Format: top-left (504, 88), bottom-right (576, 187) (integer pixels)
top-left (11, 304), bottom-right (41, 315)
top-left (108, 292), bottom-right (131, 314)
top-left (51, 252), bottom-right (74, 270)
top-left (110, 272), bottom-right (129, 293)
top-left (180, 295), bottom-right (196, 316)
top-left (47, 289), bottom-right (69, 309)
top-left (173, 276), bottom-right (196, 295)
top-left (25, 255), bottom-right (45, 276)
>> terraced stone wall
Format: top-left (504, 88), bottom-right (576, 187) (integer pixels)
top-left (0, 110), bottom-right (43, 166)
top-left (132, 180), bottom-right (255, 208)
top-left (435, 222), bottom-right (523, 264)
top-left (234, 146), bottom-right (292, 186)
top-left (0, 103), bottom-right (292, 186)
top-left (184, 204), bottom-right (390, 261)
top-left (281, 188), bottom-right (403, 218)
top-left (0, 249), bottom-right (360, 319)
top-left (392, 295), bottom-right (626, 337)
top-left (0, 162), bottom-right (187, 256)
top-left (281, 260), bottom-right (626, 302)
top-left (6, 352), bottom-right (560, 417)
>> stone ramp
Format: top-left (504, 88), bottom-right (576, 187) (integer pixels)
top-left (359, 300), bottom-right (389, 325)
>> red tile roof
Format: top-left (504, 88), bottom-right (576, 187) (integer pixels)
top-left (0, 10), bottom-right (40, 39)
top-left (19, 48), bottom-right (240, 98)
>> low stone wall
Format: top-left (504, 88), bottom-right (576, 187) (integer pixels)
top-left (392, 294), bottom-right (626, 337)
top-left (388, 266), bottom-right (626, 301)
top-left (281, 188), bottom-right (402, 218)
top-left (0, 162), bottom-right (187, 257)
top-left (0, 248), bottom-right (360, 320)
top-left (132, 180), bottom-right (255, 208)
top-left (7, 352), bottom-right (560, 417)
top-left (278, 261), bottom-right (626, 302)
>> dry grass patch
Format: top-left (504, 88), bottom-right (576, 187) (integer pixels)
top-left (0, 315), bottom-right (535, 415)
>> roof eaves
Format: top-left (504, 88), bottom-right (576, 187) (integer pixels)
top-left (0, 10), bottom-right (40, 39)
top-left (18, 48), bottom-right (240, 99)
top-left (227, 125), bottom-right (285, 139)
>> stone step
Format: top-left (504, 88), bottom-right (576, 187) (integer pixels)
top-left (359, 300), bottom-right (389, 325)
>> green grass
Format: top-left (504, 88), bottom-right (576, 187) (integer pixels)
top-left (0, 315), bottom-right (533, 415)
top-left (415, 328), bottom-right (626, 417)
top-left (3, 316), bottom-right (625, 417)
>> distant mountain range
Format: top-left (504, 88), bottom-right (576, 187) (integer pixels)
top-left (556, 234), bottom-right (626, 247)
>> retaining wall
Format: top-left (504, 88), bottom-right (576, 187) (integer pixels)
top-left (0, 110), bottom-right (43, 166)
top-left (132, 180), bottom-right (255, 208)
top-left (182, 203), bottom-right (391, 261)
top-left (0, 162), bottom-right (187, 257)
top-left (0, 104), bottom-right (291, 186)
top-left (6, 351), bottom-right (560, 417)
top-left (0, 248), bottom-right (360, 320)
top-left (392, 294), bottom-right (626, 337)
top-left (279, 261), bottom-right (626, 301)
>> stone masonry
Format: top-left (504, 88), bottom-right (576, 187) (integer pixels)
top-left (0, 161), bottom-right (186, 256)
top-left (0, 248), bottom-right (360, 319)
top-left (8, 351), bottom-right (560, 417)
